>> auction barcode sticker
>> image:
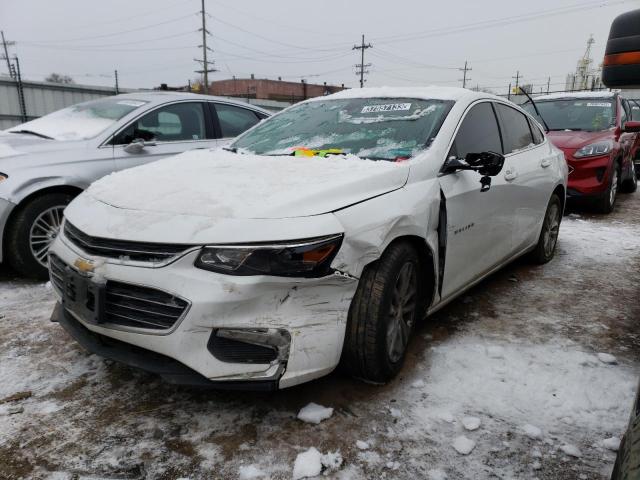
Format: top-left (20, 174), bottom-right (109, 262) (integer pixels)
top-left (361, 103), bottom-right (412, 113)
top-left (586, 102), bottom-right (611, 107)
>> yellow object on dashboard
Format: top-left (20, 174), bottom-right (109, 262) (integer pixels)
top-left (292, 148), bottom-right (343, 158)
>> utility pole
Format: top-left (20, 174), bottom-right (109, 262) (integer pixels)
top-left (507, 83), bottom-right (512, 100)
top-left (196, 0), bottom-right (216, 93)
top-left (459, 61), bottom-right (472, 88)
top-left (12, 56), bottom-right (26, 122)
top-left (353, 34), bottom-right (372, 88)
top-left (1, 31), bottom-right (15, 78)
top-left (546, 76), bottom-right (550, 94)
top-left (512, 71), bottom-right (521, 93)
top-left (114, 70), bottom-right (119, 94)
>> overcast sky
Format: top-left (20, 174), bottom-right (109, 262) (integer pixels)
top-left (1, 0), bottom-right (638, 93)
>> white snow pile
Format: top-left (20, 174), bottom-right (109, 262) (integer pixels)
top-left (292, 447), bottom-right (343, 479)
top-left (427, 469), bottom-right (448, 480)
top-left (597, 352), bottom-right (618, 365)
top-left (558, 218), bottom-right (640, 264)
top-left (411, 379), bottom-right (425, 388)
top-left (462, 416), bottom-right (481, 431)
top-left (522, 424), bottom-right (543, 440)
top-left (452, 436), bottom-right (476, 455)
top-left (238, 464), bottom-right (267, 479)
top-left (560, 444), bottom-right (582, 458)
top-left (355, 440), bottom-right (369, 450)
top-left (603, 437), bottom-right (621, 451)
top-left (297, 402), bottom-right (334, 424)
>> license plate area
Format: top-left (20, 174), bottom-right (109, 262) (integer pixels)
top-left (61, 266), bottom-right (105, 324)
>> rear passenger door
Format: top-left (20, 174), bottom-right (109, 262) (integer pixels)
top-left (210, 103), bottom-right (265, 145)
top-left (438, 101), bottom-right (513, 300)
top-left (494, 103), bottom-right (554, 252)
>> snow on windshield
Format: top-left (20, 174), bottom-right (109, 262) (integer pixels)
top-left (7, 98), bottom-right (147, 141)
top-left (232, 98), bottom-right (453, 161)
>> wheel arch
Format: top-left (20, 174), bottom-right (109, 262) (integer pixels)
top-left (3, 185), bottom-right (83, 259)
top-left (552, 183), bottom-right (566, 214)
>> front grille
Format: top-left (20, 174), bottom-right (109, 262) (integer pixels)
top-left (64, 221), bottom-right (193, 263)
top-left (104, 281), bottom-right (189, 330)
top-left (208, 334), bottom-right (278, 364)
top-left (49, 254), bottom-right (66, 294)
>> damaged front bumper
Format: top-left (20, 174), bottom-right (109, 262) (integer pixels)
top-left (49, 235), bottom-right (359, 389)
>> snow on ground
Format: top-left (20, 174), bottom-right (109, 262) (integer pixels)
top-left (1, 195), bottom-right (640, 479)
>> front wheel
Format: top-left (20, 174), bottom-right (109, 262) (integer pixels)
top-left (6, 193), bottom-right (73, 279)
top-left (341, 242), bottom-right (424, 383)
top-left (596, 165), bottom-right (620, 213)
top-left (529, 193), bottom-right (562, 264)
top-left (620, 161), bottom-right (637, 193)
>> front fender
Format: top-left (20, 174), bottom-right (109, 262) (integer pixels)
top-left (332, 179), bottom-right (441, 281)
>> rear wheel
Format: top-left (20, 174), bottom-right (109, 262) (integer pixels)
top-left (621, 161), bottom-right (638, 193)
top-left (529, 194), bottom-right (562, 264)
top-left (595, 165), bottom-right (619, 214)
top-left (342, 242), bottom-right (424, 383)
top-left (7, 193), bottom-right (73, 279)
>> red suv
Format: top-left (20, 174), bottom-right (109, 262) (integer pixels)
top-left (524, 92), bottom-right (640, 213)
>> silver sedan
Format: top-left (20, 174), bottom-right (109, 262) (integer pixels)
top-left (0, 92), bottom-right (270, 278)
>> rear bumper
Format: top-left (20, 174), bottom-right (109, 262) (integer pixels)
top-left (0, 197), bottom-right (16, 263)
top-left (52, 302), bottom-right (280, 390)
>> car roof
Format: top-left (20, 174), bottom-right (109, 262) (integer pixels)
top-left (534, 91), bottom-right (616, 101)
top-left (112, 91), bottom-right (271, 114)
top-left (308, 86), bottom-right (504, 104)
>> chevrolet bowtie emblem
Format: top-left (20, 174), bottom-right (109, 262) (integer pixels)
top-left (73, 258), bottom-right (95, 273)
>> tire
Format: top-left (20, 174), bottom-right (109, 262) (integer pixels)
top-left (529, 193), bottom-right (562, 265)
top-left (341, 241), bottom-right (425, 383)
top-left (621, 161), bottom-right (638, 193)
top-left (6, 193), bottom-right (73, 279)
top-left (595, 165), bottom-right (620, 214)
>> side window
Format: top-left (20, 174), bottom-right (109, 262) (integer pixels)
top-left (495, 104), bottom-right (534, 154)
top-left (528, 117), bottom-right (544, 145)
top-left (448, 102), bottom-right (502, 160)
top-left (621, 99), bottom-right (629, 125)
top-left (114, 102), bottom-right (206, 144)
top-left (215, 104), bottom-right (261, 138)
top-left (631, 100), bottom-right (640, 121)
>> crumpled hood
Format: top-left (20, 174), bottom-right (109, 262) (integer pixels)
top-left (546, 129), bottom-right (613, 150)
top-left (86, 149), bottom-right (409, 220)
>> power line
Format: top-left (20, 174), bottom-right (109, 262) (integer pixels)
top-left (353, 34), bottom-right (372, 88)
top-left (459, 61), bottom-right (472, 88)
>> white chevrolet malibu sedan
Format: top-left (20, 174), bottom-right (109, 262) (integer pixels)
top-left (48, 87), bottom-right (567, 390)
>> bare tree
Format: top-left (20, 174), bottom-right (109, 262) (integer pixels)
top-left (45, 73), bottom-right (75, 84)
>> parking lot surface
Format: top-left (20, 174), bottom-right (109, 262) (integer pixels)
top-left (1, 193), bottom-right (639, 480)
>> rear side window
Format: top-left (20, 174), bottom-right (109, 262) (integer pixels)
top-left (528, 118), bottom-right (544, 144)
top-left (495, 104), bottom-right (534, 154)
top-left (215, 104), bottom-right (261, 138)
top-left (449, 102), bottom-right (502, 160)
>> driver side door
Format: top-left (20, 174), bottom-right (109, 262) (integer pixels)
top-left (438, 101), bottom-right (513, 300)
top-left (112, 101), bottom-right (217, 170)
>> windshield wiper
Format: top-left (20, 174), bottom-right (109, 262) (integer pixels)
top-left (9, 129), bottom-right (53, 139)
top-left (222, 146), bottom-right (237, 153)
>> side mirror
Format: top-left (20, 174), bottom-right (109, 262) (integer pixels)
top-left (602, 9), bottom-right (640, 88)
top-left (443, 151), bottom-right (505, 176)
top-left (623, 121), bottom-right (640, 133)
top-left (123, 138), bottom-right (156, 154)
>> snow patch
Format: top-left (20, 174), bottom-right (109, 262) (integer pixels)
top-left (560, 444), bottom-right (582, 458)
top-left (297, 402), bottom-right (334, 424)
top-left (452, 436), bottom-right (476, 455)
top-left (522, 424), bottom-right (543, 440)
top-left (462, 416), bottom-right (481, 431)
top-left (427, 469), bottom-right (448, 480)
top-left (603, 437), bottom-right (621, 451)
top-left (238, 464), bottom-right (266, 479)
top-left (355, 440), bottom-right (369, 450)
top-left (292, 447), bottom-right (322, 480)
top-left (597, 352), bottom-right (618, 365)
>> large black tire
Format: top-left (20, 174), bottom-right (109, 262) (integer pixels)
top-left (620, 161), bottom-right (638, 193)
top-left (529, 193), bottom-right (562, 265)
top-left (6, 193), bottom-right (73, 280)
top-left (341, 241), bottom-right (425, 383)
top-left (596, 165), bottom-right (620, 214)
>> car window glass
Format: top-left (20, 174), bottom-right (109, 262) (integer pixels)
top-left (495, 104), bottom-right (534, 154)
top-left (621, 100), bottom-right (628, 125)
top-left (215, 104), bottom-right (261, 138)
top-left (448, 102), bottom-right (502, 160)
top-left (528, 118), bottom-right (544, 144)
top-left (631, 100), bottom-right (640, 121)
top-left (114, 102), bottom-right (206, 144)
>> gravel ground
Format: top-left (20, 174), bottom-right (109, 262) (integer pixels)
top-left (1, 192), bottom-right (639, 480)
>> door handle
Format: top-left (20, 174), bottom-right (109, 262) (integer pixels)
top-left (541, 158), bottom-right (552, 168)
top-left (504, 169), bottom-right (518, 181)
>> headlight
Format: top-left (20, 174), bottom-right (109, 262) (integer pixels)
top-left (574, 141), bottom-right (613, 158)
top-left (0, 173), bottom-right (7, 182)
top-left (194, 234), bottom-right (343, 277)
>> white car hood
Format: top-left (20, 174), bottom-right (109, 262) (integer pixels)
top-left (86, 149), bottom-right (409, 220)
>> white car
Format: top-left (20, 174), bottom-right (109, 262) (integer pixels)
top-left (48, 87), bottom-right (567, 390)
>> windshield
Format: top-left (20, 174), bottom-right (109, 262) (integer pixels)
top-left (523, 98), bottom-right (615, 132)
top-left (231, 97), bottom-right (454, 161)
top-left (7, 97), bottom-right (148, 141)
